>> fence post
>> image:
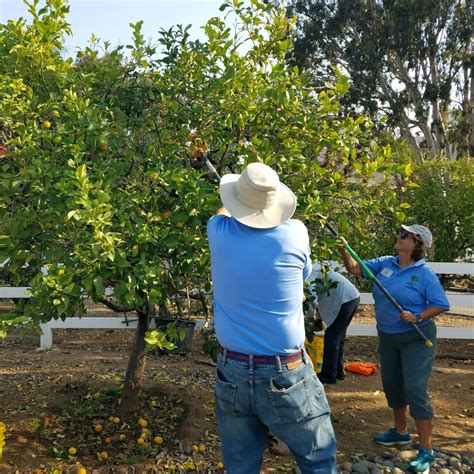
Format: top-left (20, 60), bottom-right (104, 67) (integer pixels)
top-left (40, 322), bottom-right (53, 350)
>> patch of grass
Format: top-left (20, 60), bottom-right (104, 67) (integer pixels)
top-left (28, 417), bottom-right (44, 434)
top-left (47, 447), bottom-right (68, 460)
top-left (122, 453), bottom-right (146, 465)
top-left (61, 401), bottom-right (94, 419)
top-left (101, 386), bottom-right (122, 398)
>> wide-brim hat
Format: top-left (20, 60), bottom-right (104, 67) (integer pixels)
top-left (219, 162), bottom-right (297, 229)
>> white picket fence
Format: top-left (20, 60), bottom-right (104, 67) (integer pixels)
top-left (0, 262), bottom-right (473, 349)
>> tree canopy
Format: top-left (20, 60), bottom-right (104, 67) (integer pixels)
top-left (1, 0), bottom-right (405, 413)
top-left (287, 0), bottom-right (473, 159)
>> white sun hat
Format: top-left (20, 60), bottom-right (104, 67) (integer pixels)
top-left (219, 162), bottom-right (297, 229)
top-left (401, 224), bottom-right (433, 248)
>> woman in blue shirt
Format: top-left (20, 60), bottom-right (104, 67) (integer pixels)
top-left (341, 224), bottom-right (449, 473)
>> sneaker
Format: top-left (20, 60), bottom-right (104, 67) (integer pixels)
top-left (373, 427), bottom-right (411, 446)
top-left (336, 368), bottom-right (346, 380)
top-left (409, 447), bottom-right (435, 472)
top-left (317, 373), bottom-right (337, 384)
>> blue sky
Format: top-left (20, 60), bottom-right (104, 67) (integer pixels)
top-left (0, 0), bottom-right (228, 54)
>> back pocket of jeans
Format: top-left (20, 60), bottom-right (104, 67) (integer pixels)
top-left (268, 370), bottom-right (329, 423)
top-left (215, 369), bottom-right (237, 415)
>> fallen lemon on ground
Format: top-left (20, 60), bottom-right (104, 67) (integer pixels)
top-left (108, 416), bottom-right (114, 422)
top-left (154, 436), bottom-right (164, 445)
top-left (99, 451), bottom-right (108, 460)
top-left (137, 437), bottom-right (145, 445)
top-left (217, 462), bottom-right (224, 469)
top-left (138, 418), bottom-right (148, 428)
top-left (198, 444), bottom-right (206, 452)
top-left (192, 444), bottom-right (199, 452)
top-left (68, 447), bottom-right (77, 455)
top-left (41, 120), bottom-right (51, 129)
top-left (105, 437), bottom-right (112, 444)
top-left (119, 434), bottom-right (127, 441)
top-left (77, 468), bottom-right (87, 474)
top-left (95, 424), bottom-right (103, 433)
top-left (113, 417), bottom-right (120, 424)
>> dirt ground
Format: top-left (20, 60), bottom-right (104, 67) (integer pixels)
top-left (0, 327), bottom-right (472, 473)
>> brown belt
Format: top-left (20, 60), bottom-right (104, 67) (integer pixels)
top-left (218, 345), bottom-right (304, 365)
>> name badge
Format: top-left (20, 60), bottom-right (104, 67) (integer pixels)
top-left (381, 267), bottom-right (393, 278)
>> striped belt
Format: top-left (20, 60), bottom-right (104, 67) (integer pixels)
top-left (218, 345), bottom-right (304, 365)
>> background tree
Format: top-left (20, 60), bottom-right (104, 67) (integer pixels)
top-left (0, 0), bottom-right (404, 416)
top-left (406, 158), bottom-right (474, 262)
top-left (286, 0), bottom-right (473, 159)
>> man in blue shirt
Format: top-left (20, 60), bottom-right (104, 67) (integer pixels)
top-left (207, 162), bottom-right (337, 473)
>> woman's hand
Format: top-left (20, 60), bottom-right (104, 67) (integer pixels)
top-left (399, 310), bottom-right (418, 324)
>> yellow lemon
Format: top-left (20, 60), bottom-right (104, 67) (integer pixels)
top-left (108, 416), bottom-right (114, 422)
top-left (198, 444), bottom-right (206, 452)
top-left (105, 437), bottom-right (112, 444)
top-left (137, 437), bottom-right (145, 445)
top-left (119, 434), bottom-right (127, 442)
top-left (95, 424), bottom-right (103, 433)
top-left (137, 418), bottom-right (148, 428)
top-left (113, 417), bottom-right (120, 424)
top-left (192, 444), bottom-right (199, 452)
top-left (78, 468), bottom-right (87, 474)
top-left (154, 435), bottom-right (164, 445)
top-left (99, 451), bottom-right (108, 460)
top-left (68, 447), bottom-right (77, 455)
top-left (93, 392), bottom-right (101, 400)
top-left (217, 462), bottom-right (224, 469)
top-left (42, 120), bottom-right (51, 129)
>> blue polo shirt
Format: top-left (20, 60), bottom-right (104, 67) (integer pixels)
top-left (363, 256), bottom-right (450, 334)
top-left (207, 215), bottom-right (312, 355)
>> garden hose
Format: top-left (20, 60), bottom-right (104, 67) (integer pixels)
top-left (322, 219), bottom-right (433, 348)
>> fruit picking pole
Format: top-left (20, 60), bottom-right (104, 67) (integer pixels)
top-left (203, 153), bottom-right (221, 181)
top-left (323, 220), bottom-right (433, 348)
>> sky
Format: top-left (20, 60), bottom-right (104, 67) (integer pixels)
top-left (0, 0), bottom-right (228, 55)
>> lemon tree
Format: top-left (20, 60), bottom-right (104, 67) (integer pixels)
top-left (0, 0), bottom-right (402, 415)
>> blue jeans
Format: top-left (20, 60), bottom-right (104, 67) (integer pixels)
top-left (215, 350), bottom-right (338, 474)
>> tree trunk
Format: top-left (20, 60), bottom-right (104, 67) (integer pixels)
top-left (119, 305), bottom-right (150, 417)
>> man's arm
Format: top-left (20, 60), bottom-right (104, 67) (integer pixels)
top-left (216, 207), bottom-right (231, 216)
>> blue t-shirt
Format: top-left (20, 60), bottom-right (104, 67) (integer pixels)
top-left (308, 264), bottom-right (360, 327)
top-left (363, 256), bottom-right (450, 334)
top-left (207, 215), bottom-right (312, 355)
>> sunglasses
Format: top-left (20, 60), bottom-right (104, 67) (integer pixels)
top-left (396, 230), bottom-right (413, 239)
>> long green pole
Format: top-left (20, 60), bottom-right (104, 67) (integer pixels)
top-left (324, 221), bottom-right (433, 348)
